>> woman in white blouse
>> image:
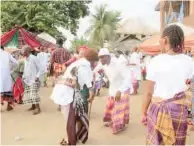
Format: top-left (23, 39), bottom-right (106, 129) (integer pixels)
top-left (142, 25), bottom-right (193, 145)
top-left (51, 48), bottom-right (97, 145)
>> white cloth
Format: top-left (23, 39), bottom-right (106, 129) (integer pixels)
top-left (23, 55), bottom-right (45, 86)
top-left (50, 58), bottom-right (93, 106)
top-left (0, 49), bottom-right (18, 92)
top-left (102, 57), bottom-right (133, 97)
top-left (130, 52), bottom-right (142, 80)
top-left (146, 54), bottom-right (194, 99)
top-left (37, 52), bottom-right (50, 73)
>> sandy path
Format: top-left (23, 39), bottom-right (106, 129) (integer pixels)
top-left (1, 82), bottom-right (194, 145)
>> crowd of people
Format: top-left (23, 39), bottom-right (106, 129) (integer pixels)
top-left (0, 24), bottom-right (194, 145)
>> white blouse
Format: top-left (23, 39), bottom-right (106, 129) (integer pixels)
top-left (50, 58), bottom-right (93, 106)
top-left (146, 54), bottom-right (194, 99)
top-left (103, 58), bottom-right (133, 97)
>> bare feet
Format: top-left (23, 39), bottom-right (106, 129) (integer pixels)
top-left (7, 103), bottom-right (13, 111)
top-left (58, 105), bottom-right (61, 111)
top-left (28, 104), bottom-right (36, 111)
top-left (33, 109), bottom-right (41, 115)
top-left (96, 92), bottom-right (100, 96)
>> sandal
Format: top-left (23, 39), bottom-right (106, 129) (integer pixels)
top-left (60, 138), bottom-right (68, 146)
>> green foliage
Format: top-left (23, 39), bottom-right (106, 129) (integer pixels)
top-left (86, 4), bottom-right (121, 47)
top-left (71, 37), bottom-right (88, 52)
top-left (1, 1), bottom-right (91, 38)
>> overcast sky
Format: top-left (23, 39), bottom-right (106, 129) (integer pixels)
top-left (61, 0), bottom-right (160, 48)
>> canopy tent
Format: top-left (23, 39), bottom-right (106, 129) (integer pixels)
top-left (139, 22), bottom-right (194, 55)
top-left (1, 26), bottom-right (56, 52)
top-left (37, 32), bottom-right (56, 44)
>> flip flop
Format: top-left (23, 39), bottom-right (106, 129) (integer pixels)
top-left (60, 138), bottom-right (68, 146)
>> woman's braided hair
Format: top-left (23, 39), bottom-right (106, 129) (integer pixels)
top-left (162, 25), bottom-right (184, 53)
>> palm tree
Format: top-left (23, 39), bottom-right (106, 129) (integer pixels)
top-left (86, 4), bottom-right (121, 47)
top-left (71, 37), bottom-right (88, 52)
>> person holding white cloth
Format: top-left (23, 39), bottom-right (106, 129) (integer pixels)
top-left (50, 48), bottom-right (98, 145)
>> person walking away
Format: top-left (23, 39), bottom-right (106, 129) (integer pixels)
top-left (129, 48), bottom-right (142, 94)
top-left (142, 25), bottom-right (193, 145)
top-left (0, 46), bottom-right (18, 111)
top-left (37, 47), bottom-right (50, 87)
top-left (22, 46), bottom-right (44, 115)
top-left (50, 48), bottom-right (97, 145)
top-left (98, 48), bottom-right (133, 134)
top-left (50, 38), bottom-right (70, 87)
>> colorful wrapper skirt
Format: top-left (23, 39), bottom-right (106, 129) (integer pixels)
top-left (23, 82), bottom-right (40, 104)
top-left (94, 80), bottom-right (104, 90)
top-left (191, 76), bottom-right (194, 124)
top-left (103, 94), bottom-right (130, 134)
top-left (0, 91), bottom-right (14, 104)
top-left (146, 92), bottom-right (188, 145)
top-left (66, 89), bottom-right (89, 145)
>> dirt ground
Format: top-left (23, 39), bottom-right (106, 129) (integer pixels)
top-left (1, 81), bottom-right (194, 145)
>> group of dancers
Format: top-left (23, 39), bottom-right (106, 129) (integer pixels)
top-left (0, 24), bottom-right (194, 145)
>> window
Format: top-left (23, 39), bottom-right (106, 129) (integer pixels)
top-left (164, 1), bottom-right (190, 17)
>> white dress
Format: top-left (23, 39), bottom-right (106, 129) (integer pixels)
top-left (0, 49), bottom-right (18, 93)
